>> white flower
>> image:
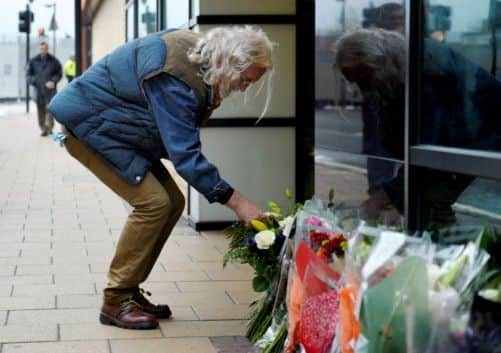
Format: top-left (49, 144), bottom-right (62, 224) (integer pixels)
top-left (279, 216), bottom-right (295, 238)
top-left (254, 230), bottom-right (276, 250)
top-left (479, 289), bottom-right (500, 303)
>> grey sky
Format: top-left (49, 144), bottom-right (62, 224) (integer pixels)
top-left (0, 0), bottom-right (75, 40)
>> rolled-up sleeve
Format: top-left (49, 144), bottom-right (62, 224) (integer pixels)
top-left (144, 73), bottom-right (234, 204)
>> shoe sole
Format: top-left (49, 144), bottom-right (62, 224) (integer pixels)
top-left (99, 312), bottom-right (158, 330)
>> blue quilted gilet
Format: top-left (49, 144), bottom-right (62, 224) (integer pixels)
top-left (49, 31), bottom-right (176, 184)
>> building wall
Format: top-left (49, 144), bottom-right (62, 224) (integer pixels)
top-left (188, 1), bottom-right (298, 226)
top-left (91, 0), bottom-right (125, 62)
top-left (194, 0), bottom-right (295, 15)
top-left (0, 38), bottom-right (21, 100)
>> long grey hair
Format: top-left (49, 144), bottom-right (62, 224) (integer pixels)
top-left (188, 26), bottom-right (275, 119)
top-left (334, 28), bottom-right (406, 105)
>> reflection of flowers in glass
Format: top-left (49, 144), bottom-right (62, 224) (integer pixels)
top-left (255, 230), bottom-right (276, 250)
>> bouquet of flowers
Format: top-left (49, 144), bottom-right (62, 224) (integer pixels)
top-left (337, 223), bottom-right (494, 353)
top-left (223, 189), bottom-right (298, 345)
top-left (284, 198), bottom-right (349, 353)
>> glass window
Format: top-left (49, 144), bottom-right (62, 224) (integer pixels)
top-left (138, 0), bottom-right (157, 37)
top-left (126, 1), bottom-right (135, 41)
top-left (315, 0), bottom-right (407, 224)
top-left (413, 165), bottom-right (501, 229)
top-left (164, 0), bottom-right (189, 29)
top-left (420, 0), bottom-right (501, 153)
top-left (4, 64), bottom-right (12, 76)
top-left (452, 176), bottom-right (501, 227)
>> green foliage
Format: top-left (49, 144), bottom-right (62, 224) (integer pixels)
top-left (252, 275), bottom-right (269, 292)
top-left (262, 320), bottom-right (288, 353)
top-left (285, 188), bottom-right (295, 215)
top-left (267, 201), bottom-right (282, 215)
top-left (223, 221), bottom-right (254, 251)
top-left (222, 189), bottom-right (302, 345)
top-left (223, 247), bottom-right (252, 268)
top-left (247, 289), bottom-right (276, 342)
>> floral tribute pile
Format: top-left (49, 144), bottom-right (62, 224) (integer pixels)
top-left (222, 191), bottom-right (501, 353)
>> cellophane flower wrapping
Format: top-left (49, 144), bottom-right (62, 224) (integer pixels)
top-left (284, 197), bottom-right (350, 353)
top-left (339, 223), bottom-right (493, 353)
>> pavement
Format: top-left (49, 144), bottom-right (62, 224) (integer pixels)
top-left (0, 104), bottom-right (260, 353)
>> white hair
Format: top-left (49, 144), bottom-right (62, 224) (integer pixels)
top-left (334, 28), bottom-right (406, 103)
top-left (188, 25), bottom-right (275, 119)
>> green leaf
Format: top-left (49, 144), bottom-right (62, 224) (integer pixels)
top-left (267, 201), bottom-right (282, 215)
top-left (262, 320), bottom-right (288, 353)
top-left (252, 275), bottom-right (269, 292)
top-left (223, 247), bottom-right (252, 267)
top-left (223, 221), bottom-right (254, 250)
top-left (285, 188), bottom-right (292, 201)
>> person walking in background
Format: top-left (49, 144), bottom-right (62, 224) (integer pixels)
top-left (27, 41), bottom-right (62, 136)
top-left (64, 55), bottom-right (76, 83)
top-left (48, 26), bottom-right (274, 330)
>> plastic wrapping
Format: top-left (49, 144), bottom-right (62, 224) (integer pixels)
top-left (339, 222), bottom-right (491, 353)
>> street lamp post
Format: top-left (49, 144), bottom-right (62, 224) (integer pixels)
top-left (45, 2), bottom-right (57, 57)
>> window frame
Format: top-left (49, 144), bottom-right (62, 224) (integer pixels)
top-left (405, 0), bottom-right (501, 230)
top-left (125, 0), bottom-right (138, 41)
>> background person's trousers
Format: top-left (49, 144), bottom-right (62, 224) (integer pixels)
top-left (36, 102), bottom-right (54, 133)
top-left (64, 134), bottom-right (185, 304)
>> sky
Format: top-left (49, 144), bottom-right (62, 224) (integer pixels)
top-left (0, 0), bottom-right (75, 40)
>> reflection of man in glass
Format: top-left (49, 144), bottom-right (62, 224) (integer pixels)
top-left (360, 3), bottom-right (404, 201)
top-left (334, 28), bottom-right (501, 224)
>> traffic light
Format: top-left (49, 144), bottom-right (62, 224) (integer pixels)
top-left (18, 9), bottom-right (34, 33)
top-left (428, 5), bottom-right (451, 32)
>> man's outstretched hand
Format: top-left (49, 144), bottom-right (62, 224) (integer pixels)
top-left (225, 190), bottom-right (262, 224)
top-left (360, 188), bottom-right (391, 221)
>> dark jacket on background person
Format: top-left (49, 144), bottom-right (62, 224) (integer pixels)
top-left (27, 53), bottom-right (62, 104)
top-left (48, 29), bottom-right (233, 204)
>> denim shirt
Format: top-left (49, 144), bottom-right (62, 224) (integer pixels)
top-left (143, 73), bottom-right (234, 204)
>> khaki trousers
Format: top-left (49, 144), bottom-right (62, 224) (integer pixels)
top-left (65, 134), bottom-right (185, 304)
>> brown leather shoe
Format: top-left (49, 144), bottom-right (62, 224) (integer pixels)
top-left (132, 289), bottom-right (172, 319)
top-left (100, 301), bottom-right (158, 329)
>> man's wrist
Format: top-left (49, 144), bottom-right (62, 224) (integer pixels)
top-left (219, 187), bottom-right (234, 205)
top-left (225, 190), bottom-right (242, 210)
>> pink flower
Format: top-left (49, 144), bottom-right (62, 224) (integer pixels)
top-left (305, 216), bottom-right (325, 227)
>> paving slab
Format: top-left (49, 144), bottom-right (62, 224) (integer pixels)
top-left (2, 341), bottom-right (110, 353)
top-left (110, 338), bottom-right (217, 353)
top-left (0, 108), bottom-right (258, 353)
